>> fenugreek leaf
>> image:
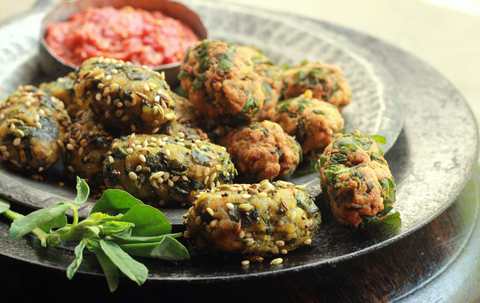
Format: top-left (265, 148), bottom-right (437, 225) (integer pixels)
top-left (95, 247), bottom-right (120, 292)
top-left (66, 240), bottom-right (86, 280)
top-left (112, 232), bottom-right (183, 244)
top-left (9, 203), bottom-right (71, 239)
top-left (119, 236), bottom-right (190, 261)
top-left (91, 189), bottom-right (143, 215)
top-left (371, 134), bottom-right (387, 145)
top-left (39, 213), bottom-right (67, 233)
top-left (120, 204), bottom-right (171, 236)
top-left (74, 177), bottom-right (90, 205)
top-left (0, 199), bottom-right (10, 214)
top-left (99, 240), bottom-right (148, 286)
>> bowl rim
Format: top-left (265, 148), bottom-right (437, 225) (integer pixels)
top-left (39, 0), bottom-right (208, 72)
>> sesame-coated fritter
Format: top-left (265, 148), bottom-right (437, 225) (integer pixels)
top-left (39, 72), bottom-right (84, 116)
top-left (65, 109), bottom-right (114, 186)
top-left (319, 131), bottom-right (396, 227)
top-left (159, 93), bottom-right (209, 141)
top-left (0, 85), bottom-right (70, 174)
top-left (184, 180), bottom-right (320, 256)
top-left (103, 134), bottom-right (237, 206)
top-left (273, 91), bottom-right (344, 156)
top-left (179, 40), bottom-right (274, 125)
top-left (281, 61), bottom-right (351, 109)
top-left (75, 57), bottom-right (176, 134)
top-left (221, 121), bottom-right (301, 181)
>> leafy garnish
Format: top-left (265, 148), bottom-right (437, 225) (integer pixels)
top-left (0, 177), bottom-right (190, 292)
top-left (371, 134), bottom-right (387, 145)
top-left (241, 96), bottom-right (257, 113)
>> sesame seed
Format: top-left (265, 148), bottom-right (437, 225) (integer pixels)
top-left (126, 148), bottom-right (134, 154)
top-left (139, 154), bottom-right (146, 162)
top-left (154, 95), bottom-right (160, 102)
top-left (206, 207), bottom-right (214, 216)
top-left (107, 156), bottom-right (114, 163)
top-left (209, 219), bottom-right (218, 228)
top-left (105, 75), bottom-right (112, 80)
top-left (12, 138), bottom-right (21, 146)
top-left (270, 258), bottom-right (283, 266)
top-left (95, 93), bottom-right (102, 101)
top-left (239, 203), bottom-right (253, 212)
top-left (245, 238), bottom-right (255, 246)
top-left (281, 249), bottom-right (288, 255)
top-left (226, 202), bottom-right (234, 210)
top-left (239, 231), bottom-right (245, 238)
top-left (136, 165), bottom-right (143, 172)
top-left (275, 240), bottom-right (285, 247)
top-left (304, 239), bottom-right (312, 245)
top-left (167, 180), bottom-right (174, 187)
top-left (128, 172), bottom-right (138, 180)
top-left (241, 260), bottom-right (250, 267)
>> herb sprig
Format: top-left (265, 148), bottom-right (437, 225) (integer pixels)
top-left (0, 177), bottom-right (190, 292)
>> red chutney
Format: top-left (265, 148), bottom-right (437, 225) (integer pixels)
top-left (45, 6), bottom-right (199, 67)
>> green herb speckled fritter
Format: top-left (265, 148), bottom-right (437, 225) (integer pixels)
top-left (319, 131), bottom-right (396, 227)
top-left (184, 180), bottom-right (320, 256)
top-left (179, 40), bottom-right (277, 125)
top-left (221, 121), bottom-right (301, 181)
top-left (281, 61), bottom-right (351, 109)
top-left (272, 90), bottom-right (344, 157)
top-left (0, 85), bottom-right (70, 175)
top-left (39, 72), bottom-right (84, 117)
top-left (159, 93), bottom-right (209, 141)
top-left (103, 134), bottom-right (237, 206)
top-left (65, 109), bottom-right (114, 186)
top-left (75, 57), bottom-right (176, 134)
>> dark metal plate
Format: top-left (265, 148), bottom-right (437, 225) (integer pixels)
top-left (0, 0), bottom-right (477, 282)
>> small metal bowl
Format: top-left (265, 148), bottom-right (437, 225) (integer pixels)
top-left (39, 0), bottom-right (208, 85)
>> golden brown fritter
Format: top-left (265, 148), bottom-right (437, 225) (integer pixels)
top-left (0, 85), bottom-right (70, 174)
top-left (75, 57), bottom-right (176, 134)
top-left (184, 180), bottom-right (320, 256)
top-left (159, 93), bottom-right (209, 141)
top-left (221, 121), bottom-right (301, 181)
top-left (319, 131), bottom-right (396, 227)
top-left (281, 61), bottom-right (351, 109)
top-left (179, 40), bottom-right (273, 125)
top-left (64, 109), bottom-right (113, 186)
top-left (273, 91), bottom-right (344, 156)
top-left (39, 72), bottom-right (84, 117)
top-left (103, 134), bottom-right (237, 206)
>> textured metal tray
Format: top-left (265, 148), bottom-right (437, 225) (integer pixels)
top-left (0, 0), bottom-right (477, 282)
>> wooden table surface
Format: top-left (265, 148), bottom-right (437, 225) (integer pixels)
top-left (0, 1), bottom-right (479, 302)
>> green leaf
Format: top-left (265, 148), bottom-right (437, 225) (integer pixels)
top-left (39, 214), bottom-right (67, 233)
top-left (120, 236), bottom-right (190, 261)
top-left (112, 232), bottom-right (183, 244)
top-left (371, 134), bottom-right (387, 145)
top-left (0, 199), bottom-right (10, 214)
top-left (74, 177), bottom-right (90, 205)
top-left (94, 247), bottom-right (120, 292)
top-left (120, 204), bottom-right (171, 236)
top-left (9, 203), bottom-right (71, 239)
top-left (99, 240), bottom-right (148, 286)
top-left (100, 221), bottom-right (135, 236)
top-left (362, 210), bottom-right (402, 234)
top-left (91, 189), bottom-right (143, 215)
top-left (67, 241), bottom-right (86, 280)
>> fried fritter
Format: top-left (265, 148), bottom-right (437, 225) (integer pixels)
top-left (0, 85), bottom-right (70, 174)
top-left (184, 180), bottom-right (320, 256)
top-left (281, 61), bottom-right (351, 109)
top-left (103, 134), bottom-right (237, 206)
top-left (221, 121), bottom-right (301, 181)
top-left (319, 131), bottom-right (396, 227)
top-left (64, 109), bottom-right (113, 185)
top-left (179, 40), bottom-right (273, 125)
top-left (273, 91), bottom-right (344, 156)
top-left (75, 57), bottom-right (176, 134)
top-left (39, 72), bottom-right (84, 116)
